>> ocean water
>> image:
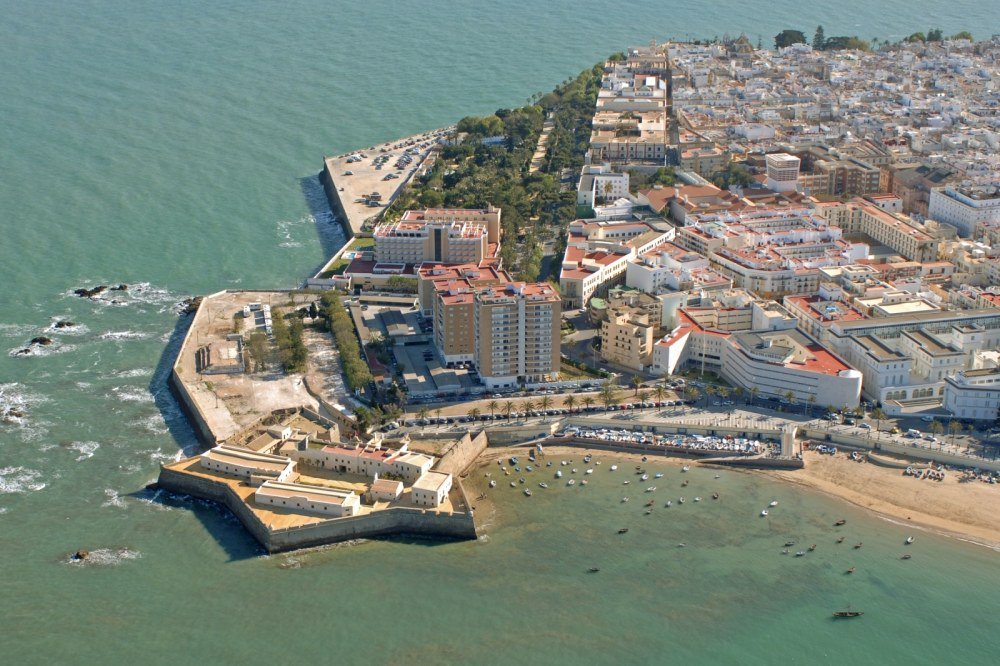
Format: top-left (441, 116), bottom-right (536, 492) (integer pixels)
top-left (1, 0), bottom-right (999, 662)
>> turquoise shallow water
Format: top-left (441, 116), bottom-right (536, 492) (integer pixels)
top-left (2, 1), bottom-right (999, 662)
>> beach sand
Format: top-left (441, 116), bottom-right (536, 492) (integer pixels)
top-left (466, 445), bottom-right (1000, 550)
top-left (765, 451), bottom-right (1000, 550)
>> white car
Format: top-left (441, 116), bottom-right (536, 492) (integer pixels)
top-left (920, 415), bottom-right (934, 423)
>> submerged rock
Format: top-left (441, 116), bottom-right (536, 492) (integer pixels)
top-left (110, 284), bottom-right (129, 291)
top-left (71, 550), bottom-right (90, 561)
top-left (53, 320), bottom-right (76, 329)
top-left (30, 336), bottom-right (53, 346)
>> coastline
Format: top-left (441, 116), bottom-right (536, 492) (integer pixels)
top-left (763, 452), bottom-right (1000, 551)
top-left (468, 445), bottom-right (1000, 551)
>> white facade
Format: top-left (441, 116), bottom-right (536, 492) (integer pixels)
top-left (577, 164), bottom-right (630, 207)
top-left (943, 368), bottom-right (1000, 420)
top-left (928, 186), bottom-right (1000, 238)
top-left (411, 471), bottom-right (453, 507)
top-left (254, 481), bottom-right (360, 517)
top-left (765, 153), bottom-right (801, 193)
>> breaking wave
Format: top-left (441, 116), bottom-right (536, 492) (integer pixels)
top-left (0, 466), bottom-right (47, 494)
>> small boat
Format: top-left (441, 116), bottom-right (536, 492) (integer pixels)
top-left (645, 486), bottom-right (656, 493)
top-left (583, 455), bottom-right (592, 463)
top-left (665, 501), bottom-right (672, 507)
top-left (681, 480), bottom-right (689, 487)
top-left (572, 468), bottom-right (578, 474)
top-left (519, 477), bottom-right (526, 484)
top-left (586, 468), bottom-right (594, 475)
top-left (905, 536), bottom-right (914, 545)
top-left (620, 496), bottom-right (628, 502)
top-left (833, 609), bottom-right (863, 618)
top-left (525, 466), bottom-right (533, 472)
top-left (677, 543), bottom-right (686, 548)
top-left (504, 470), bottom-right (510, 476)
top-left (640, 474), bottom-right (649, 481)
top-left (853, 542), bottom-right (863, 549)
top-left (610, 465), bottom-right (618, 471)
top-left (795, 551), bottom-right (806, 557)
top-left (682, 466), bottom-right (690, 472)
top-left (561, 460), bottom-right (567, 466)
top-left (711, 493), bottom-right (719, 500)
top-left (901, 554), bottom-right (912, 560)
top-left (580, 479), bottom-right (588, 486)
top-left (546, 462), bottom-right (553, 467)
top-left (834, 519), bottom-right (846, 526)
top-left (523, 489), bottom-right (532, 496)
top-left (538, 482), bottom-right (548, 489)
top-left (781, 549), bottom-right (789, 555)
top-left (510, 481), bottom-right (516, 487)
top-left (760, 509), bottom-right (769, 517)
top-left (489, 480), bottom-right (496, 488)
top-left (618, 528), bottom-right (629, 534)
top-left (694, 497), bottom-right (702, 502)
top-left (654, 472), bottom-right (664, 478)
top-left (678, 497), bottom-right (685, 504)
top-left (836, 537), bottom-right (845, 543)
top-left (845, 567), bottom-right (856, 574)
top-left (588, 567), bottom-right (600, 573)
top-left (714, 474), bottom-right (720, 479)
top-left (623, 480), bottom-right (630, 485)
top-left (644, 510), bottom-right (652, 515)
top-left (515, 466), bottom-right (521, 472)
top-left (784, 541), bottom-right (796, 547)
top-left (769, 501), bottom-right (778, 507)
top-left (555, 470), bottom-right (563, 478)
top-left (567, 479), bottom-right (576, 486)
top-left (808, 544), bottom-right (817, 551)
top-left (645, 500), bottom-right (655, 507)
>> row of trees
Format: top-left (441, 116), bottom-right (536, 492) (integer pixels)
top-left (777, 26), bottom-right (974, 52)
top-left (319, 292), bottom-right (372, 392)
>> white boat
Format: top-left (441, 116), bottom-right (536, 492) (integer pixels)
top-left (539, 482), bottom-right (548, 489)
top-left (621, 497), bottom-right (629, 503)
top-left (572, 468), bottom-right (578, 474)
top-left (905, 536), bottom-right (914, 544)
top-left (645, 486), bottom-right (656, 493)
top-left (678, 497), bottom-right (685, 504)
top-left (694, 497), bottom-right (702, 502)
top-left (760, 509), bottom-right (769, 517)
top-left (623, 480), bottom-right (630, 485)
top-left (654, 473), bottom-right (664, 478)
top-left (665, 501), bottom-right (672, 507)
top-left (567, 479), bottom-right (576, 486)
top-left (524, 489), bottom-right (532, 496)
top-left (640, 474), bottom-right (649, 481)
top-left (489, 480), bottom-right (496, 488)
top-left (682, 466), bottom-right (690, 472)
top-left (510, 481), bottom-right (516, 487)
top-left (561, 461), bottom-right (568, 466)
top-left (581, 479), bottom-right (588, 486)
top-left (769, 500), bottom-right (778, 507)
top-left (610, 465), bottom-right (618, 471)
top-left (555, 470), bottom-right (563, 478)
top-left (585, 468), bottom-right (594, 475)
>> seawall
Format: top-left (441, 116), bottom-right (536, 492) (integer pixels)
top-left (319, 160), bottom-right (352, 239)
top-left (156, 465), bottom-right (477, 553)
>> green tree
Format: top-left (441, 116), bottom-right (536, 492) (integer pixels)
top-left (871, 407), bottom-right (886, 432)
top-left (807, 395), bottom-right (817, 416)
top-left (487, 400), bottom-right (499, 419)
top-left (749, 386), bottom-right (759, 406)
top-left (502, 401), bottom-right (514, 421)
top-left (582, 395), bottom-right (595, 411)
top-left (951, 31), bottom-right (973, 41)
top-left (926, 28), bottom-right (944, 42)
top-left (948, 419), bottom-right (962, 447)
top-left (774, 29), bottom-right (807, 49)
top-left (683, 386), bottom-right (700, 405)
top-left (564, 394), bottom-right (577, 413)
top-left (246, 331), bottom-right (269, 373)
top-left (812, 25), bottom-right (826, 50)
top-left (905, 32), bottom-right (927, 43)
top-left (929, 419), bottom-right (944, 441)
top-left (600, 382), bottom-right (619, 410)
top-left (417, 407), bottom-right (429, 428)
top-left (468, 407), bottom-right (481, 422)
top-left (653, 385), bottom-right (666, 405)
top-left (631, 375), bottom-right (643, 396)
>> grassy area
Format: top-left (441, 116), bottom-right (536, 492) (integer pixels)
top-left (318, 236), bottom-right (377, 278)
top-left (560, 359), bottom-right (601, 380)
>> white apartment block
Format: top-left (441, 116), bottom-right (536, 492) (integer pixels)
top-left (929, 185), bottom-right (1000, 238)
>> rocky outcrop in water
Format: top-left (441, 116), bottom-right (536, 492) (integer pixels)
top-left (179, 296), bottom-right (203, 315)
top-left (111, 284), bottom-right (128, 291)
top-left (74, 285), bottom-right (107, 298)
top-left (30, 336), bottom-right (53, 346)
top-left (53, 320), bottom-right (76, 329)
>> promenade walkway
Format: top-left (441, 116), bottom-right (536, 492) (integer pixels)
top-left (529, 114), bottom-right (555, 173)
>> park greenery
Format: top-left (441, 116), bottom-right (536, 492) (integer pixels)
top-left (387, 62), bottom-right (605, 282)
top-left (320, 292), bottom-right (373, 392)
top-left (778, 26), bottom-right (974, 53)
top-left (270, 309), bottom-right (308, 373)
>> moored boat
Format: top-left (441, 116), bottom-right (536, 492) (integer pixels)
top-left (833, 608), bottom-right (863, 618)
top-left (523, 489), bottom-right (532, 496)
top-left (834, 519), bottom-right (846, 526)
top-left (618, 528), bottom-right (629, 534)
top-left (905, 536), bottom-right (914, 544)
top-left (760, 509), bottom-right (769, 517)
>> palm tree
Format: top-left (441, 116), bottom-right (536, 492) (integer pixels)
top-left (468, 407), bottom-right (481, 422)
top-left (582, 396), bottom-right (595, 412)
top-left (521, 401), bottom-right (535, 418)
top-left (417, 406), bottom-right (429, 429)
top-left (435, 408), bottom-right (443, 422)
top-left (929, 419), bottom-right (944, 445)
top-left (653, 384), bottom-right (666, 405)
top-left (487, 400), bottom-right (499, 419)
top-left (784, 391), bottom-right (795, 405)
top-left (948, 419), bottom-right (962, 447)
top-left (600, 382), bottom-right (619, 411)
top-left (683, 386), bottom-right (700, 405)
top-left (539, 395), bottom-right (553, 413)
top-left (564, 394), bottom-right (577, 413)
top-left (807, 394), bottom-right (817, 417)
top-left (749, 386), bottom-right (759, 406)
top-left (704, 385), bottom-right (716, 407)
top-left (871, 407), bottom-right (886, 432)
top-left (631, 375), bottom-right (643, 396)
top-left (733, 386), bottom-right (744, 404)
top-left (502, 401), bottom-right (514, 422)
top-left (638, 390), bottom-right (650, 409)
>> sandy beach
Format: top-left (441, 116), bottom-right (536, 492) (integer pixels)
top-left (465, 444), bottom-right (1000, 550)
top-left (766, 451), bottom-right (1000, 550)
